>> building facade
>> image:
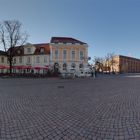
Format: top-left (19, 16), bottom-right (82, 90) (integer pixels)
top-left (0, 51), bottom-right (8, 73)
top-left (112, 55), bottom-right (140, 73)
top-left (49, 37), bottom-right (89, 73)
top-left (12, 43), bottom-right (50, 73)
top-left (0, 37), bottom-right (89, 74)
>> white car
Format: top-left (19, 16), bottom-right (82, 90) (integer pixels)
top-left (75, 69), bottom-right (92, 77)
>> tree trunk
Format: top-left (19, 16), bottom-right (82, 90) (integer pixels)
top-left (9, 60), bottom-right (12, 74)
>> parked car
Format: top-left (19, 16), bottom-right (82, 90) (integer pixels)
top-left (75, 68), bottom-right (91, 77)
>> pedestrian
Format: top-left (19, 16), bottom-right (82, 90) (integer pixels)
top-left (92, 67), bottom-right (96, 79)
top-left (95, 69), bottom-right (97, 77)
top-left (91, 71), bottom-right (93, 77)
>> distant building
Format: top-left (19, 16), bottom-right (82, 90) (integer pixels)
top-left (113, 55), bottom-right (140, 73)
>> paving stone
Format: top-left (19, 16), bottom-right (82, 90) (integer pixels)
top-left (0, 75), bottom-right (140, 139)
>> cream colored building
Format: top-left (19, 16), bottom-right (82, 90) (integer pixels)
top-left (12, 43), bottom-right (50, 73)
top-left (0, 37), bottom-right (89, 74)
top-left (49, 37), bottom-right (89, 73)
top-left (0, 51), bottom-right (8, 73)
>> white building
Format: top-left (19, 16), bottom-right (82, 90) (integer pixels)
top-left (0, 37), bottom-right (90, 74)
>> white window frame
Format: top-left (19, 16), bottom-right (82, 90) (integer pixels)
top-left (19, 57), bottom-right (22, 63)
top-left (63, 50), bottom-right (67, 60)
top-left (71, 50), bottom-right (75, 60)
top-left (36, 56), bottom-right (40, 63)
top-left (44, 56), bottom-right (47, 63)
top-left (13, 58), bottom-right (16, 64)
top-left (55, 50), bottom-right (59, 60)
top-left (27, 57), bottom-right (31, 64)
top-left (27, 48), bottom-right (31, 53)
top-left (40, 48), bottom-right (45, 53)
top-left (1, 57), bottom-right (4, 63)
top-left (79, 51), bottom-right (84, 60)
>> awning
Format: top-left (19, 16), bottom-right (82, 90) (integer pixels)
top-left (0, 66), bottom-right (6, 69)
top-left (4, 66), bottom-right (10, 69)
top-left (43, 65), bottom-right (49, 70)
top-left (33, 66), bottom-right (41, 70)
top-left (12, 66), bottom-right (23, 69)
top-left (12, 65), bottom-right (32, 69)
top-left (33, 65), bottom-right (49, 70)
top-left (20, 66), bottom-right (32, 69)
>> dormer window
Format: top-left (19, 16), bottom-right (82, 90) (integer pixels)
top-left (40, 48), bottom-right (45, 53)
top-left (27, 48), bottom-right (31, 53)
top-left (17, 50), bottom-right (21, 55)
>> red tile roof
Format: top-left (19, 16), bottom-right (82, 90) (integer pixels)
top-left (50, 37), bottom-right (86, 44)
top-left (7, 43), bottom-right (50, 56)
top-left (33, 43), bottom-right (50, 55)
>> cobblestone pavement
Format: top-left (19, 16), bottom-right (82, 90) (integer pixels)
top-left (0, 75), bottom-right (140, 139)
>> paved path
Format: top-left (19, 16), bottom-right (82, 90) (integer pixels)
top-left (0, 75), bottom-right (140, 139)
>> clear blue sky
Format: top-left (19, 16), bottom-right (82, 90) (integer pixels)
top-left (0, 0), bottom-right (140, 61)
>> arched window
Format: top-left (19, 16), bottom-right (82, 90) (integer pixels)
top-left (54, 63), bottom-right (59, 71)
top-left (71, 63), bottom-right (76, 69)
top-left (79, 63), bottom-right (83, 69)
top-left (63, 63), bottom-right (67, 70)
top-left (40, 48), bottom-right (45, 53)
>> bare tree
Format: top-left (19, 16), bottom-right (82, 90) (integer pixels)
top-left (105, 53), bottom-right (116, 73)
top-left (0, 20), bottom-right (28, 73)
top-left (93, 56), bottom-right (104, 73)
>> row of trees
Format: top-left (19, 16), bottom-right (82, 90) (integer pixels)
top-left (0, 20), bottom-right (28, 74)
top-left (93, 53), bottom-right (117, 73)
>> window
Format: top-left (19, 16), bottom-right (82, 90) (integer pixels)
top-left (7, 58), bottom-right (9, 64)
top-left (79, 63), bottom-right (83, 69)
top-left (63, 50), bottom-right (67, 59)
top-left (71, 63), bottom-right (76, 68)
top-left (80, 51), bottom-right (84, 60)
top-left (1, 57), bottom-right (4, 63)
top-left (17, 50), bottom-right (21, 55)
top-left (13, 58), bottom-right (16, 64)
top-left (44, 56), bottom-right (47, 63)
top-left (63, 63), bottom-right (67, 70)
top-left (19, 57), bottom-right (22, 63)
top-left (71, 50), bottom-right (75, 59)
top-left (27, 48), bottom-right (31, 53)
top-left (40, 48), bottom-right (45, 53)
top-left (36, 56), bottom-right (40, 63)
top-left (27, 57), bottom-right (31, 64)
top-left (54, 63), bottom-right (59, 71)
top-left (55, 50), bottom-right (58, 59)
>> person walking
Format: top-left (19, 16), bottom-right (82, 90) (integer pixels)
top-left (92, 67), bottom-right (96, 79)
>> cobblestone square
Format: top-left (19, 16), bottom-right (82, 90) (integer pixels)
top-left (0, 75), bottom-right (140, 139)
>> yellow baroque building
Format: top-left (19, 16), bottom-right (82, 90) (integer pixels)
top-left (49, 37), bottom-right (89, 73)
